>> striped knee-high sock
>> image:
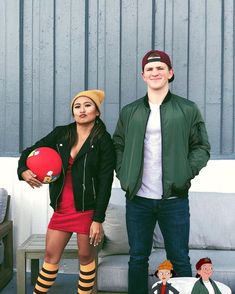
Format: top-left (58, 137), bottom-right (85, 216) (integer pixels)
top-left (33, 261), bottom-right (59, 294)
top-left (78, 260), bottom-right (96, 294)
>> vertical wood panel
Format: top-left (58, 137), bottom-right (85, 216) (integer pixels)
top-left (0, 0), bottom-right (20, 155)
top-left (22, 0), bottom-right (33, 148)
top-left (31, 0), bottom-right (41, 142)
top-left (120, 0), bottom-right (138, 107)
top-left (0, 0), bottom-right (6, 153)
top-left (164, 0), bottom-right (174, 55)
top-left (205, 0), bottom-right (222, 154)
top-left (188, 0), bottom-right (206, 114)
top-left (37, 0), bottom-right (54, 136)
top-left (87, 0), bottom-right (98, 89)
top-left (154, 0), bottom-right (166, 49)
top-left (0, 0), bottom-right (235, 158)
top-left (221, 0), bottom-right (234, 155)
top-left (97, 0), bottom-right (106, 93)
top-left (70, 0), bottom-right (86, 99)
top-left (171, 0), bottom-right (189, 97)
top-left (103, 0), bottom-right (121, 134)
top-left (54, 0), bottom-right (72, 125)
top-left (22, 0), bottom-right (55, 149)
top-left (136, 0), bottom-right (153, 98)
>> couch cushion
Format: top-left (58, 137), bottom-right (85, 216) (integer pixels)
top-left (100, 203), bottom-right (129, 257)
top-left (104, 190), bottom-right (235, 256)
top-left (153, 192), bottom-right (235, 250)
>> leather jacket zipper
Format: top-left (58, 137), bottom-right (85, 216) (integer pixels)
top-left (55, 144), bottom-right (65, 210)
top-left (82, 153), bottom-right (88, 211)
top-left (92, 177), bottom-right (96, 200)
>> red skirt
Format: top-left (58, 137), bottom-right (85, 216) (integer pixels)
top-left (48, 156), bottom-right (94, 235)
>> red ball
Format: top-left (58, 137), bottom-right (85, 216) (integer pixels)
top-left (26, 147), bottom-right (62, 183)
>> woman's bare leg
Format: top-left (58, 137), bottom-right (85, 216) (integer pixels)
top-left (77, 233), bottom-right (96, 294)
top-left (33, 229), bottom-right (72, 293)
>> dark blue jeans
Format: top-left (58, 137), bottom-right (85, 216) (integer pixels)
top-left (126, 196), bottom-right (192, 294)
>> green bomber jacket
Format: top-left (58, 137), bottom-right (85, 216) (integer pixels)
top-left (113, 91), bottom-right (210, 200)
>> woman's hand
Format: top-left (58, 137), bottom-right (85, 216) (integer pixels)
top-left (89, 221), bottom-right (104, 247)
top-left (21, 169), bottom-right (42, 189)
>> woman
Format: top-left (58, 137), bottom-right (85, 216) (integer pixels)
top-left (17, 90), bottom-right (115, 294)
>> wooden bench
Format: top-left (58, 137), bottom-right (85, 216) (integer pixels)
top-left (16, 234), bottom-right (98, 294)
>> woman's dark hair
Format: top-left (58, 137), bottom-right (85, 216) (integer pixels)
top-left (90, 117), bottom-right (106, 144)
top-left (65, 117), bottom-right (106, 148)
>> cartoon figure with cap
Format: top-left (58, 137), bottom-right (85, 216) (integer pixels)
top-left (191, 257), bottom-right (222, 294)
top-left (151, 260), bottom-right (179, 294)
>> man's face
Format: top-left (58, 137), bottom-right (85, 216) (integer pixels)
top-left (157, 269), bottom-right (172, 285)
top-left (142, 61), bottom-right (174, 91)
top-left (197, 263), bottom-right (213, 281)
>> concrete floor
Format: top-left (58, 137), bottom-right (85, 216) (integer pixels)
top-left (1, 271), bottom-right (125, 294)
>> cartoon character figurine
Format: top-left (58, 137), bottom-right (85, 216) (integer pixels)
top-left (191, 257), bottom-right (222, 294)
top-left (151, 260), bottom-right (179, 294)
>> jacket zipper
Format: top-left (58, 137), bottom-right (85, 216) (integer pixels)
top-left (159, 105), bottom-right (165, 197)
top-left (131, 109), bottom-right (150, 198)
top-left (55, 144), bottom-right (65, 210)
top-left (92, 177), bottom-right (96, 200)
top-left (82, 153), bottom-right (88, 211)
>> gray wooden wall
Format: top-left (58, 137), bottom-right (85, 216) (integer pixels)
top-left (0, 0), bottom-right (234, 158)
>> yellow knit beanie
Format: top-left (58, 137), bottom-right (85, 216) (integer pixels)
top-left (71, 89), bottom-right (105, 113)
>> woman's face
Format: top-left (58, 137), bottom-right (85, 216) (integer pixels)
top-left (73, 96), bottom-right (99, 125)
top-left (198, 263), bottom-right (213, 281)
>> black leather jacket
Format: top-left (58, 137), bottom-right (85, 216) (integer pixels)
top-left (17, 123), bottom-right (115, 222)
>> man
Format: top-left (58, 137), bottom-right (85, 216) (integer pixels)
top-left (113, 49), bottom-right (210, 294)
top-left (191, 258), bottom-right (222, 294)
top-left (152, 260), bottom-right (179, 294)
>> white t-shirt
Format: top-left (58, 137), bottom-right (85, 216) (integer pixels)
top-left (137, 102), bottom-right (163, 199)
top-left (203, 280), bottom-right (215, 294)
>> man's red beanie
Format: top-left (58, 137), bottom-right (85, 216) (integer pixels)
top-left (142, 49), bottom-right (174, 82)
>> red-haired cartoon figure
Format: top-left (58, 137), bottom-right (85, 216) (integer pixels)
top-left (151, 260), bottom-right (179, 294)
top-left (191, 257), bottom-right (222, 294)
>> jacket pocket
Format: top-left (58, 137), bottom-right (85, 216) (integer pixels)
top-left (172, 181), bottom-right (191, 197)
top-left (186, 160), bottom-right (193, 180)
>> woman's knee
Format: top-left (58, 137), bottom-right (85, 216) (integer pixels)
top-left (79, 249), bottom-right (95, 264)
top-left (44, 250), bottom-right (61, 264)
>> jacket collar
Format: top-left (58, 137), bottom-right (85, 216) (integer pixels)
top-left (57, 122), bottom-right (95, 161)
top-left (199, 277), bottom-right (213, 286)
top-left (75, 136), bottom-right (94, 160)
top-left (143, 90), bottom-right (172, 108)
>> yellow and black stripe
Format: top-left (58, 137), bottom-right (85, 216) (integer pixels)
top-left (78, 260), bottom-right (96, 294)
top-left (33, 261), bottom-right (59, 293)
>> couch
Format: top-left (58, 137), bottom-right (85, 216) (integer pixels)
top-left (97, 188), bottom-right (235, 293)
top-left (0, 188), bottom-right (13, 291)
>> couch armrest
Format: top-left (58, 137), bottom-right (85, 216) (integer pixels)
top-left (0, 220), bottom-right (13, 290)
